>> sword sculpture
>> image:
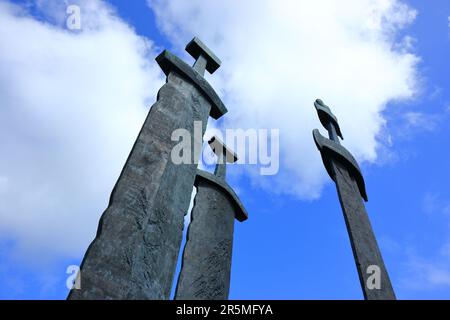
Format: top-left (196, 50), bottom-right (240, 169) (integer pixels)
top-left (174, 136), bottom-right (248, 300)
top-left (68, 38), bottom-right (227, 300)
top-left (312, 99), bottom-right (396, 300)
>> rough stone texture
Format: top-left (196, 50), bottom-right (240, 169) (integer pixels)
top-left (185, 37), bottom-right (221, 74)
top-left (313, 129), bottom-right (368, 201)
top-left (68, 71), bottom-right (213, 300)
top-left (156, 50), bottom-right (227, 119)
top-left (174, 179), bottom-right (235, 300)
top-left (314, 99), bottom-right (343, 139)
top-left (333, 159), bottom-right (396, 300)
top-left (195, 170), bottom-right (248, 222)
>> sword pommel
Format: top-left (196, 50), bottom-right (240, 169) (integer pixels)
top-left (186, 37), bottom-right (222, 75)
top-left (314, 99), bottom-right (343, 141)
top-left (208, 136), bottom-right (238, 163)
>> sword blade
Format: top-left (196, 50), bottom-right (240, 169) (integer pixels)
top-left (332, 160), bottom-right (396, 300)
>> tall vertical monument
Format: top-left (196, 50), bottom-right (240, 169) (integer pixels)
top-left (69, 38), bottom-right (227, 300)
top-left (175, 136), bottom-right (248, 300)
top-left (313, 99), bottom-right (396, 300)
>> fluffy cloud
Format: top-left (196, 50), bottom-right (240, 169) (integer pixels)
top-left (0, 0), bottom-right (163, 261)
top-left (397, 239), bottom-right (450, 292)
top-left (400, 249), bottom-right (450, 290)
top-left (149, 0), bottom-right (420, 198)
top-left (0, 0), bottom-right (421, 264)
top-left (403, 112), bottom-right (440, 132)
top-left (391, 193), bottom-right (450, 293)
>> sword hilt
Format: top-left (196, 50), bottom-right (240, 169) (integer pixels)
top-left (312, 99), bottom-right (368, 201)
top-left (186, 37), bottom-right (222, 76)
top-left (314, 99), bottom-right (343, 143)
top-left (208, 136), bottom-right (238, 180)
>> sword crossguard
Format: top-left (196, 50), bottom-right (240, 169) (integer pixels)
top-left (314, 99), bottom-right (343, 141)
top-left (195, 169), bottom-right (248, 222)
top-left (186, 37), bottom-right (222, 76)
top-left (313, 129), bottom-right (368, 201)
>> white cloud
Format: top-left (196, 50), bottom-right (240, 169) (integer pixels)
top-left (403, 112), bottom-right (440, 132)
top-left (400, 246), bottom-right (450, 291)
top-left (0, 0), bottom-right (423, 264)
top-left (0, 0), bottom-right (164, 261)
top-left (422, 192), bottom-right (450, 217)
top-left (394, 193), bottom-right (450, 292)
top-left (382, 235), bottom-right (450, 292)
top-left (149, 0), bottom-right (420, 199)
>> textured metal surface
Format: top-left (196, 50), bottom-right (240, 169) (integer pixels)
top-left (313, 99), bottom-right (395, 300)
top-left (174, 179), bottom-right (235, 300)
top-left (208, 135), bottom-right (238, 180)
top-left (314, 99), bottom-right (343, 140)
top-left (185, 37), bottom-right (221, 74)
top-left (195, 169), bottom-right (248, 222)
top-left (208, 136), bottom-right (239, 163)
top-left (332, 159), bottom-right (396, 300)
top-left (175, 136), bottom-right (247, 300)
top-left (156, 50), bottom-right (227, 119)
top-left (68, 67), bottom-right (219, 299)
top-left (313, 129), bottom-right (368, 202)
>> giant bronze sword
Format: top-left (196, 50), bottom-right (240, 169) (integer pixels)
top-left (68, 38), bottom-right (227, 300)
top-left (312, 99), bottom-right (395, 300)
top-left (174, 136), bottom-right (248, 300)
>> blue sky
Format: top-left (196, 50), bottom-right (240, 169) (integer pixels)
top-left (0, 0), bottom-right (449, 299)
